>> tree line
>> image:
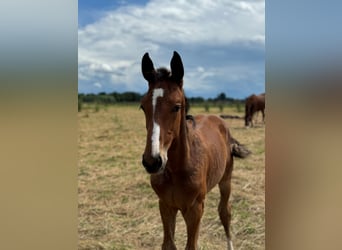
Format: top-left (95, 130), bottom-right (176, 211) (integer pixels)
top-left (78, 91), bottom-right (244, 105)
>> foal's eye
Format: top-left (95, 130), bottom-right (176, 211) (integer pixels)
top-left (139, 105), bottom-right (145, 112)
top-left (172, 105), bottom-right (181, 113)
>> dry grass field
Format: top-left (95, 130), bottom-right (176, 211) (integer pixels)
top-left (79, 104), bottom-right (265, 250)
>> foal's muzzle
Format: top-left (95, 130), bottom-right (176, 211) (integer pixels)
top-left (142, 154), bottom-right (163, 174)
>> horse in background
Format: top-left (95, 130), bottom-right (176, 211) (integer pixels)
top-left (244, 93), bottom-right (265, 127)
top-left (140, 51), bottom-right (250, 250)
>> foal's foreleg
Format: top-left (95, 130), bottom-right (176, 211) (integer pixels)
top-left (218, 160), bottom-right (234, 250)
top-left (182, 199), bottom-right (204, 250)
top-left (159, 200), bottom-right (178, 250)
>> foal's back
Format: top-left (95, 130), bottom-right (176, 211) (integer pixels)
top-left (188, 114), bottom-right (232, 191)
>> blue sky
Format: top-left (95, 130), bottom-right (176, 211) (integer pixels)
top-left (78, 0), bottom-right (265, 99)
top-left (78, 0), bottom-right (146, 27)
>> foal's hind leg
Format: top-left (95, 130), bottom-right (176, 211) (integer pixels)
top-left (218, 158), bottom-right (234, 250)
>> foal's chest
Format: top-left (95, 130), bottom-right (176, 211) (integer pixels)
top-left (150, 170), bottom-right (203, 209)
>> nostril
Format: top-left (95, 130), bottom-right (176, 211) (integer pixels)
top-left (156, 155), bottom-right (162, 168)
top-left (142, 154), bottom-right (163, 174)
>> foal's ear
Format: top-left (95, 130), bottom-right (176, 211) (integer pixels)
top-left (142, 52), bottom-right (155, 83)
top-left (170, 51), bottom-right (184, 86)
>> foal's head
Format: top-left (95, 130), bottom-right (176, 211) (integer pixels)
top-left (140, 51), bottom-right (185, 174)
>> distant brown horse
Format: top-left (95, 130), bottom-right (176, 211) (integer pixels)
top-left (244, 93), bottom-right (265, 127)
top-left (140, 51), bottom-right (250, 250)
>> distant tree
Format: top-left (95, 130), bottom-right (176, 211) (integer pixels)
top-left (121, 92), bottom-right (142, 102)
top-left (77, 91), bottom-right (157, 104)
top-left (82, 94), bottom-right (96, 103)
top-left (110, 92), bottom-right (122, 102)
top-left (98, 95), bottom-right (115, 104)
top-left (216, 92), bottom-right (226, 101)
top-left (189, 97), bottom-right (205, 103)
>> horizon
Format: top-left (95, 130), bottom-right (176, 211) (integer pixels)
top-left (77, 90), bottom-right (260, 101)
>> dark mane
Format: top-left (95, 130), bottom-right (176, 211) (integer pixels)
top-left (185, 96), bottom-right (190, 115)
top-left (185, 97), bottom-right (196, 128)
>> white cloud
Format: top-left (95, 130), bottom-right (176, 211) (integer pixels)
top-left (94, 82), bottom-right (102, 88)
top-left (78, 0), bottom-right (265, 98)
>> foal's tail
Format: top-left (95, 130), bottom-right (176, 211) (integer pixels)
top-left (229, 137), bottom-right (251, 158)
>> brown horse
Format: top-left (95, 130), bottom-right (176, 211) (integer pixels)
top-left (140, 51), bottom-right (250, 250)
top-left (244, 93), bottom-right (265, 127)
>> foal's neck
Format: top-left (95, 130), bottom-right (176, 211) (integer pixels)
top-left (166, 113), bottom-right (190, 172)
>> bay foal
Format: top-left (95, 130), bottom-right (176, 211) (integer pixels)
top-left (140, 51), bottom-right (250, 250)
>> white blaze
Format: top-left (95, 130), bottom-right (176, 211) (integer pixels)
top-left (151, 122), bottom-right (160, 157)
top-left (151, 88), bottom-right (164, 157)
top-left (152, 88), bottom-right (164, 113)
